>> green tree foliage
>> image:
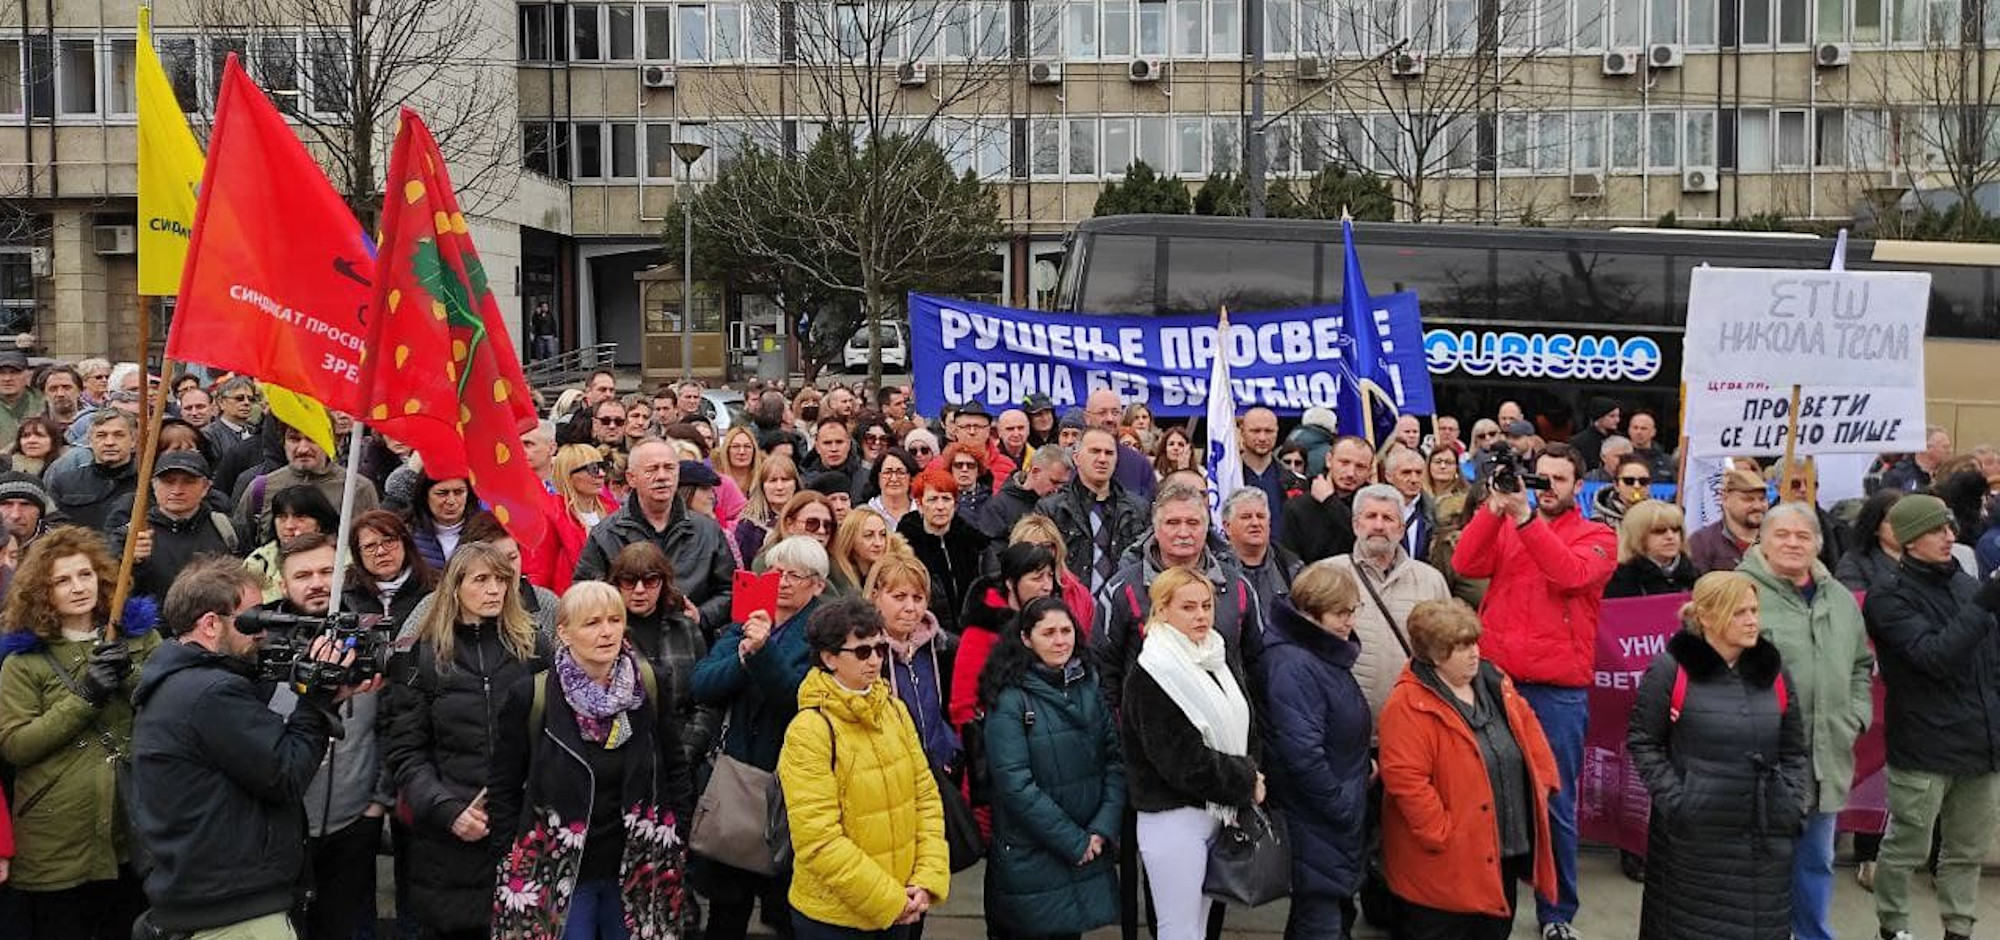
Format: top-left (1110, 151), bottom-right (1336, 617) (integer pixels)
top-left (1193, 173), bottom-right (1249, 216)
top-left (1296, 166), bottom-right (1395, 221)
top-left (1093, 161), bottom-right (1193, 216)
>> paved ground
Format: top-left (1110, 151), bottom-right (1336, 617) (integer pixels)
top-left (379, 846), bottom-right (2000, 938)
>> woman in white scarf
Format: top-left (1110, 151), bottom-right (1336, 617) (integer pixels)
top-left (1121, 565), bottom-right (1264, 940)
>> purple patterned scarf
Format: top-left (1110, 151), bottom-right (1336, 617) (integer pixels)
top-left (554, 644), bottom-right (646, 747)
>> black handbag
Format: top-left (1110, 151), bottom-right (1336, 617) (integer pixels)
top-left (960, 715), bottom-right (992, 807)
top-left (933, 764), bottom-right (985, 872)
top-left (1203, 806), bottom-right (1292, 907)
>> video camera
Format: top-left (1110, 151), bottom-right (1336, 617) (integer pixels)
top-left (1486, 441), bottom-right (1551, 495)
top-left (239, 609), bottom-right (396, 695)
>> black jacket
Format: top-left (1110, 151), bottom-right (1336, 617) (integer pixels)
top-left (574, 495), bottom-right (736, 632)
top-left (626, 604), bottom-right (723, 770)
top-left (341, 576), bottom-right (433, 633)
top-left (111, 506), bottom-right (238, 602)
top-left (977, 476), bottom-right (1043, 541)
top-left (1863, 557), bottom-right (2000, 776)
top-left (1278, 489), bottom-right (1356, 565)
top-left (129, 641), bottom-right (338, 932)
top-left (1035, 479), bottom-right (1148, 590)
top-left (1095, 539), bottom-right (1265, 712)
top-left (44, 457), bottom-right (137, 534)
top-left (1604, 556), bottom-right (1698, 598)
top-left (1120, 661), bottom-right (1259, 815)
top-left (1628, 632), bottom-right (1809, 940)
top-left (898, 512), bottom-right (989, 634)
top-left (383, 620), bottom-right (549, 932)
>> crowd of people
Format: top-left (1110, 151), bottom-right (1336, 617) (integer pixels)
top-left (0, 356), bottom-right (1991, 940)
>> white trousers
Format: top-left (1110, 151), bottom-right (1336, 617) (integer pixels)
top-left (1136, 806), bottom-right (1221, 940)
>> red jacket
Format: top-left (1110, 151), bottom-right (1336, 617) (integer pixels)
top-left (538, 489), bottom-right (621, 593)
top-left (1450, 505), bottom-right (1616, 688)
top-left (0, 782), bottom-right (12, 860)
top-left (1379, 665), bottom-right (1560, 918)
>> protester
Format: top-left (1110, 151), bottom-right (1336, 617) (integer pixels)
top-left (610, 541), bottom-right (717, 767)
top-left (1862, 493), bottom-right (2000, 940)
top-left (1151, 427), bottom-right (1197, 480)
top-left (1222, 488), bottom-right (1302, 609)
top-left (385, 542), bottom-right (550, 940)
top-left (1121, 565), bottom-right (1259, 940)
top-left (977, 444), bottom-right (1071, 541)
top-left (898, 468), bottom-right (987, 633)
top-left (978, 595), bottom-right (1123, 940)
top-left (1082, 390), bottom-right (1155, 501)
top-left (1425, 446), bottom-right (1469, 502)
top-left (943, 443), bottom-right (995, 519)
top-left (489, 580), bottom-right (694, 940)
top-left (689, 535), bottom-right (827, 940)
top-left (342, 507), bottom-right (437, 625)
top-left (863, 448), bottom-right (920, 526)
top-left (45, 409), bottom-right (138, 534)
top-left (1690, 469), bottom-right (1770, 574)
top-left (1037, 428), bottom-right (1147, 596)
top-left (949, 541), bottom-right (1059, 728)
top-left (1327, 483), bottom-right (1451, 719)
top-left (1627, 570), bottom-right (1810, 940)
top-left (235, 423), bottom-right (380, 535)
top-left (8, 416), bottom-right (62, 477)
top-left (737, 453), bottom-right (802, 563)
top-left (1450, 442), bottom-right (1613, 940)
top-left (1007, 513), bottom-right (1096, 641)
top-left (0, 471), bottom-right (51, 551)
top-left (1605, 500), bottom-right (1696, 597)
top-left (1280, 435), bottom-right (1373, 564)
top-left (1379, 598), bottom-right (1560, 940)
top-left (1238, 408), bottom-right (1296, 542)
top-left (828, 506), bottom-right (893, 596)
top-left (543, 443), bottom-right (620, 593)
top-left (573, 439), bottom-right (736, 630)
top-left (1286, 407), bottom-right (1339, 478)
top-left (1836, 490), bottom-right (1907, 591)
top-left (111, 451), bottom-right (236, 602)
top-left (1737, 504), bottom-right (1872, 940)
top-left (866, 552), bottom-right (958, 773)
top-left (1592, 456), bottom-right (1655, 532)
top-left (1258, 563), bottom-right (1372, 940)
top-left (1879, 426), bottom-right (1952, 493)
top-left (720, 425), bottom-right (763, 501)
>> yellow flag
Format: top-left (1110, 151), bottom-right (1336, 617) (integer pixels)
top-left (136, 6), bottom-right (205, 296)
top-left (263, 382), bottom-right (339, 457)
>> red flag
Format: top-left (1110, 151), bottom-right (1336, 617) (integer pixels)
top-left (363, 110), bottom-right (545, 546)
top-left (164, 56), bottom-right (371, 414)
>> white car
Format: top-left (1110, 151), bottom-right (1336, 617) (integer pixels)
top-left (843, 323), bottom-right (908, 372)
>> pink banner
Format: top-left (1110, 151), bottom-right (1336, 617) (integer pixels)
top-left (1578, 592), bottom-right (1887, 855)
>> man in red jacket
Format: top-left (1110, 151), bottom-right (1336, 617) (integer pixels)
top-left (1450, 442), bottom-right (1615, 940)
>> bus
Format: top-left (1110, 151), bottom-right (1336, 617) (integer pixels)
top-left (1053, 215), bottom-right (2000, 446)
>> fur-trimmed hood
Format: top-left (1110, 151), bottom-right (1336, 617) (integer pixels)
top-left (1667, 627), bottom-right (1782, 689)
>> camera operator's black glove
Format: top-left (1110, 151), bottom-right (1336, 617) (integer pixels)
top-left (1977, 573), bottom-right (2000, 614)
top-left (77, 641), bottom-right (131, 707)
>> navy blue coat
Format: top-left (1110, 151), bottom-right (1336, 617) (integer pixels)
top-left (1257, 596), bottom-right (1372, 900)
top-left (983, 661), bottom-right (1125, 936)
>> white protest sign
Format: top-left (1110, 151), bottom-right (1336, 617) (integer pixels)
top-left (1682, 267), bottom-right (1930, 386)
top-left (1684, 381), bottom-right (1928, 457)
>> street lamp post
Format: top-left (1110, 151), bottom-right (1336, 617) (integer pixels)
top-left (671, 140), bottom-right (710, 381)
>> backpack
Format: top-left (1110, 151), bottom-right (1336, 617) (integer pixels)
top-left (1668, 665), bottom-right (1788, 723)
top-left (210, 512), bottom-right (238, 555)
top-left (528, 659), bottom-right (662, 734)
top-left (1122, 576), bottom-right (1249, 638)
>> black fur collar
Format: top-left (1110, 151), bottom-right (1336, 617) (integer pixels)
top-left (1667, 629), bottom-right (1782, 689)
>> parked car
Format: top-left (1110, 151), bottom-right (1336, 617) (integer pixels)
top-left (843, 323), bottom-right (908, 372)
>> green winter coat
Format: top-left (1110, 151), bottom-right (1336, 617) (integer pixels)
top-left (1739, 547), bottom-right (1873, 812)
top-left (982, 661), bottom-right (1124, 936)
top-left (0, 628), bottom-right (161, 890)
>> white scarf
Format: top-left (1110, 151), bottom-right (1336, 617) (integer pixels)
top-left (1138, 622), bottom-right (1252, 824)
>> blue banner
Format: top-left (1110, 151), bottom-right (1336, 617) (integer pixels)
top-left (909, 292), bottom-right (1436, 419)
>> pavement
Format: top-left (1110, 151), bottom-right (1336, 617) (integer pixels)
top-left (376, 846), bottom-right (2000, 938)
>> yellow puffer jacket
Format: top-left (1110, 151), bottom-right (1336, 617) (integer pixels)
top-left (779, 668), bottom-right (951, 930)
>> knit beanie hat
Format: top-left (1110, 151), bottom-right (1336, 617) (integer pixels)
top-left (1587, 396), bottom-right (1621, 423)
top-left (0, 471), bottom-right (49, 512)
top-left (1888, 493), bottom-right (1953, 547)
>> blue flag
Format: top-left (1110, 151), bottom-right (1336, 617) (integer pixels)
top-left (1336, 220), bottom-right (1434, 444)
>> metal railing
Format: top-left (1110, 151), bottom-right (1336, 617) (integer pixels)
top-left (523, 343), bottom-right (620, 392)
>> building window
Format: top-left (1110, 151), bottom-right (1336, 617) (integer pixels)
top-left (610, 6), bottom-right (638, 57)
top-left (158, 37), bottom-right (199, 110)
top-left (715, 3), bottom-right (746, 58)
top-left (1069, 117), bottom-right (1098, 175)
top-left (609, 122), bottom-right (638, 177)
top-left (255, 36), bottom-right (298, 98)
top-left (1174, 0), bottom-right (1206, 54)
top-left (1498, 112), bottom-right (1531, 170)
top-left (1573, 111), bottom-right (1605, 168)
top-left (521, 4), bottom-right (560, 59)
top-left (1853, 0), bottom-right (1882, 38)
top-left (1849, 108), bottom-right (1888, 167)
top-left (1815, 108), bottom-right (1846, 165)
top-left (309, 38), bottom-right (348, 114)
top-left (574, 4), bottom-right (605, 58)
top-left (1738, 107), bottom-right (1772, 170)
top-left (1139, 0), bottom-right (1170, 52)
top-left (1647, 110), bottom-right (1678, 168)
top-left (524, 121), bottom-right (572, 178)
top-left (0, 41), bottom-right (19, 117)
top-left (1176, 115), bottom-right (1206, 174)
top-left (0, 251), bottom-right (35, 336)
top-left (575, 123), bottom-right (604, 178)
top-left (679, 5), bottom-right (710, 60)
top-left (1267, 118), bottom-right (1297, 174)
top-left (1103, 117), bottom-right (1133, 174)
top-left (1031, 116), bottom-right (1062, 176)
top-left (1776, 108), bottom-right (1808, 166)
top-left (1535, 111), bottom-right (1568, 170)
top-left (1068, 0), bottom-right (1101, 56)
top-left (1212, 0), bottom-right (1241, 53)
top-left (1684, 109), bottom-right (1716, 164)
top-left (1610, 110), bottom-right (1643, 170)
top-left (644, 6), bottom-right (673, 59)
top-left (1268, 0), bottom-right (1296, 52)
top-left (1537, 0), bottom-right (1573, 47)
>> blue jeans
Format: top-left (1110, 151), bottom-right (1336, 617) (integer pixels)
top-left (1792, 811), bottom-right (1838, 940)
top-left (563, 880), bottom-right (630, 940)
top-left (1517, 683), bottom-right (1586, 927)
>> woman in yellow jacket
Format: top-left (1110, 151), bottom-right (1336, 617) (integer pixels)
top-left (778, 596), bottom-right (951, 939)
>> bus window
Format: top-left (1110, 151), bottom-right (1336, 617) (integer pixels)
top-left (1357, 243), bottom-right (1494, 320)
top-left (1163, 236), bottom-right (1318, 313)
top-left (1494, 249), bottom-right (1674, 326)
top-left (1078, 233), bottom-right (1159, 314)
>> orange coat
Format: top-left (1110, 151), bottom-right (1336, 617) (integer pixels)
top-left (1377, 663), bottom-right (1561, 919)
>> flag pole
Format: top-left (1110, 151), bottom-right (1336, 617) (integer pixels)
top-left (324, 417), bottom-right (366, 619)
top-left (108, 338), bottom-right (174, 640)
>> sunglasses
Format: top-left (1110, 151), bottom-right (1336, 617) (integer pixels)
top-left (911, 446), bottom-right (935, 457)
top-left (836, 642), bottom-right (892, 662)
top-left (796, 517), bottom-right (829, 533)
top-left (1650, 525), bottom-right (1681, 535)
top-left (576, 461), bottom-right (609, 475)
top-left (865, 432), bottom-right (889, 443)
top-left (1618, 476), bottom-right (1651, 486)
top-left (614, 573), bottom-right (665, 589)
top-left (1476, 431), bottom-right (1500, 439)
top-left (950, 460), bottom-right (979, 471)
top-left (597, 416), bottom-right (626, 426)
top-left (1280, 457), bottom-right (1305, 468)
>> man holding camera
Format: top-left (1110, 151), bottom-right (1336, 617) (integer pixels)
top-left (260, 533), bottom-right (392, 940)
top-left (129, 555), bottom-right (379, 940)
top-left (1450, 442), bottom-right (1615, 940)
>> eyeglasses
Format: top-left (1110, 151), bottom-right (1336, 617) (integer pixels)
top-left (879, 466), bottom-right (909, 478)
top-left (795, 517), bottom-right (829, 533)
top-left (575, 461), bottom-right (609, 475)
top-left (1618, 476), bottom-right (1651, 486)
top-left (358, 538), bottom-right (399, 555)
top-left (222, 393), bottom-right (254, 403)
top-left (597, 416), bottom-right (626, 426)
top-left (865, 432), bottom-right (889, 443)
top-left (1280, 457), bottom-right (1305, 469)
top-left (836, 642), bottom-right (892, 662)
top-left (614, 574), bottom-right (666, 589)
top-left (950, 460), bottom-right (979, 471)
top-left (777, 568), bottom-right (821, 584)
top-left (1475, 430), bottom-right (1501, 440)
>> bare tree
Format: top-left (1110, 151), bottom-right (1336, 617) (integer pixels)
top-left (1867, 7), bottom-right (2000, 237)
top-left (181, 0), bottom-right (519, 222)
top-left (1286, 0), bottom-right (1579, 221)
top-left (690, 0), bottom-right (1014, 380)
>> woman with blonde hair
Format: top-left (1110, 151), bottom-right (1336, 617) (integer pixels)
top-left (719, 425), bottom-right (762, 501)
top-left (734, 454), bottom-right (801, 565)
top-left (1629, 571), bottom-right (1809, 940)
top-left (489, 581), bottom-right (692, 939)
top-left (385, 542), bottom-right (550, 940)
top-left (540, 443), bottom-right (621, 593)
top-left (1607, 499), bottom-right (1697, 598)
top-left (0, 526), bottom-right (157, 938)
top-left (1008, 513), bottom-right (1096, 640)
top-left (828, 506), bottom-right (893, 597)
top-left (1122, 565), bottom-right (1261, 940)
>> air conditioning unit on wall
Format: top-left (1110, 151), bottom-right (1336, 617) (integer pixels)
top-left (1648, 43), bottom-right (1684, 68)
top-left (641, 65), bottom-right (676, 88)
top-left (1128, 57), bottom-right (1165, 82)
top-left (1816, 41), bottom-right (1851, 66)
top-left (92, 225), bottom-right (136, 255)
top-left (1027, 61), bottom-right (1062, 84)
top-left (898, 61), bottom-right (929, 86)
top-left (1602, 49), bottom-right (1640, 75)
top-left (1683, 166), bottom-right (1719, 192)
top-left (1389, 52), bottom-right (1424, 77)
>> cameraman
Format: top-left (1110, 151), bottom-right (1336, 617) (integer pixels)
top-left (129, 555), bottom-right (378, 940)
top-left (260, 533), bottom-right (392, 940)
top-left (1449, 442), bottom-right (1615, 940)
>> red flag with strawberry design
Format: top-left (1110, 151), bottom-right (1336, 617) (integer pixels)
top-left (362, 109), bottom-right (546, 547)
